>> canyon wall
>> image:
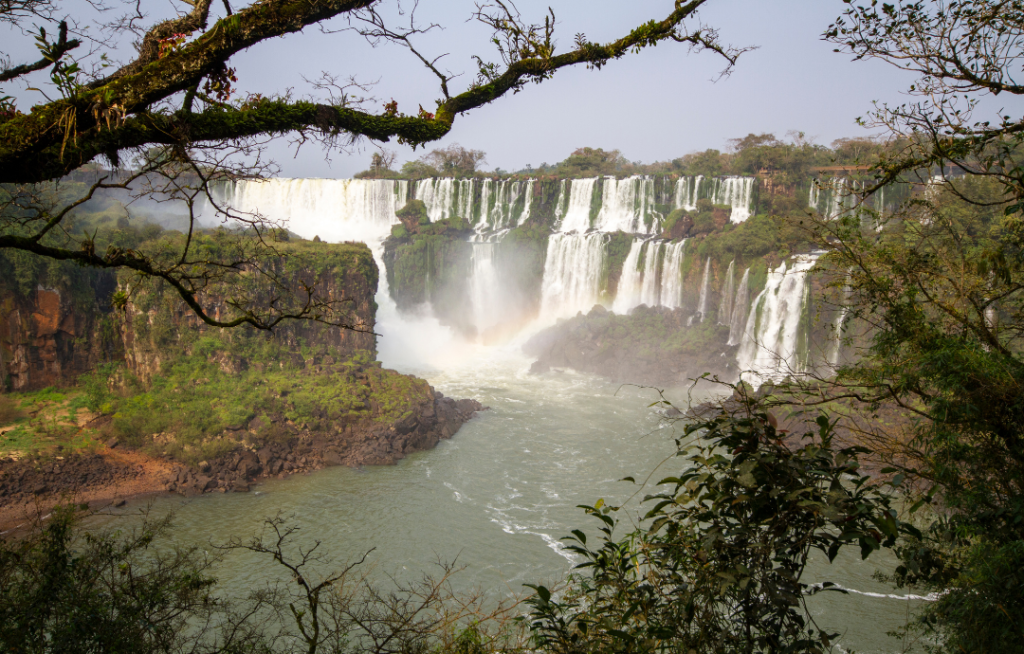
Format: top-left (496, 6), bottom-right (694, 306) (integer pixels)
top-left (118, 239), bottom-right (378, 383)
top-left (0, 261), bottom-right (122, 392)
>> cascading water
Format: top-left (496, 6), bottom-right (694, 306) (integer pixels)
top-left (673, 175), bottom-right (754, 222)
top-left (209, 175), bottom-right (827, 383)
top-left (660, 240), bottom-right (687, 309)
top-left (553, 180), bottom-right (568, 224)
top-left (206, 178), bottom-right (403, 242)
top-left (476, 179), bottom-right (492, 229)
top-left (416, 178), bottom-right (455, 222)
top-left (829, 274), bottom-right (854, 367)
top-left (612, 239), bottom-right (645, 314)
top-left (718, 260), bottom-right (735, 326)
top-left (674, 175), bottom-right (703, 211)
top-left (809, 177), bottom-right (851, 220)
top-left (469, 242), bottom-right (504, 340)
top-left (517, 180), bottom-right (535, 227)
top-left (696, 258), bottom-right (712, 321)
top-left (727, 268), bottom-right (750, 346)
top-left (203, 178), bottom-right (460, 369)
top-left (639, 241), bottom-right (664, 307)
top-left (540, 233), bottom-right (605, 320)
top-left (736, 255), bottom-right (819, 384)
top-left (457, 179), bottom-right (474, 224)
top-left (557, 179), bottom-right (598, 232)
top-left (595, 176), bottom-right (660, 233)
top-left (713, 177), bottom-right (755, 223)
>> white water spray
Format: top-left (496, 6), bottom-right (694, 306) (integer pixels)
top-left (639, 241), bottom-right (664, 307)
top-left (727, 268), bottom-right (750, 346)
top-left (718, 260), bottom-right (735, 326)
top-left (737, 255), bottom-right (819, 385)
top-left (696, 258), bottom-right (712, 321)
top-left (612, 238), bottom-right (645, 314)
top-left (539, 233), bottom-right (606, 320)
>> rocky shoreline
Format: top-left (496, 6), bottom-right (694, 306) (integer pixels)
top-left (0, 392), bottom-right (483, 529)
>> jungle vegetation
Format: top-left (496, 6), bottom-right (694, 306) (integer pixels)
top-left (3, 1), bottom-right (1024, 653)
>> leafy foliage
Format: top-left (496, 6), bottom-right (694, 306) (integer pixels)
top-left (525, 397), bottom-right (910, 654)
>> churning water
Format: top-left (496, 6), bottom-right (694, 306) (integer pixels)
top-left (135, 343), bottom-right (924, 654)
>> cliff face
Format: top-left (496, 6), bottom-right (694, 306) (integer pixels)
top-left (0, 237), bottom-right (486, 506)
top-left (0, 272), bottom-right (122, 392)
top-left (118, 240), bottom-right (378, 383)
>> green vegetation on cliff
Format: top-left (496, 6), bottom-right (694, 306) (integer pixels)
top-left (87, 346), bottom-right (432, 466)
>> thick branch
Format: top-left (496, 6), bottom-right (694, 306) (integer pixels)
top-left (0, 0), bottom-right (736, 184)
top-left (0, 0), bottom-right (378, 176)
top-left (1, 100), bottom-right (452, 182)
top-left (87, 0), bottom-right (216, 88)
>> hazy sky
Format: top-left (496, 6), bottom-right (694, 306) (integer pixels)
top-left (4, 0), bottom-right (1023, 178)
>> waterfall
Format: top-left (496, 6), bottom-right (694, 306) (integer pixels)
top-left (517, 180), bottom-right (535, 226)
top-left (673, 175), bottom-right (754, 222)
top-left (476, 179), bottom-right (492, 229)
top-left (487, 180), bottom-right (525, 232)
top-left (204, 177), bottom-right (460, 369)
top-left (612, 238), bottom-right (645, 314)
top-left (457, 179), bottom-right (474, 223)
top-left (540, 233), bottom-right (606, 319)
top-left (718, 260), bottom-right (735, 326)
top-left (727, 268), bottom-right (750, 346)
top-left (639, 241), bottom-right (664, 307)
top-left (595, 176), bottom-right (659, 233)
top-left (809, 178), bottom-right (850, 220)
top-left (829, 274), bottom-right (854, 367)
top-left (696, 258), bottom-right (711, 321)
top-left (736, 255), bottom-right (819, 385)
top-left (553, 180), bottom-right (568, 224)
top-left (660, 240), bottom-right (687, 309)
top-left (415, 178), bottom-right (455, 222)
top-left (714, 177), bottom-right (755, 223)
top-left (674, 175), bottom-right (703, 211)
top-left (469, 242), bottom-right (502, 338)
top-left (206, 178), bottom-right (403, 242)
top-left (557, 178), bottom-right (598, 232)
top-left (395, 180), bottom-right (410, 210)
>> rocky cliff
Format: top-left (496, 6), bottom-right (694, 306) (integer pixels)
top-left (118, 238), bottom-right (378, 383)
top-left (0, 234), bottom-right (486, 508)
top-left (0, 260), bottom-right (121, 392)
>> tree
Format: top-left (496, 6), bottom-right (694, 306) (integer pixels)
top-left (803, 2), bottom-right (1024, 649)
top-left (0, 506), bottom-right (528, 654)
top-left (526, 393), bottom-right (907, 654)
top-left (0, 505), bottom-right (269, 653)
top-left (556, 147), bottom-right (630, 177)
top-left (825, 0), bottom-right (1024, 208)
top-left (419, 143), bottom-right (487, 177)
top-left (0, 0), bottom-right (748, 329)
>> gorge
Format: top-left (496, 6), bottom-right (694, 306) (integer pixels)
top-left (0, 162), bottom-right (924, 654)
top-left (205, 173), bottom-right (855, 385)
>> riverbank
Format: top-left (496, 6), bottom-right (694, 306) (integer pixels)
top-left (0, 388), bottom-right (484, 532)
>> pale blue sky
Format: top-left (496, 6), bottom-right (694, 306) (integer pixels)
top-left (3, 0), bottom-right (1022, 177)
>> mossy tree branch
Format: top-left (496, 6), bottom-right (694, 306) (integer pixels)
top-left (0, 0), bottom-right (739, 184)
top-left (0, 0), bottom-right (745, 331)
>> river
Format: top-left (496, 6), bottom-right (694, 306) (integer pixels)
top-left (133, 178), bottom-right (930, 652)
top-left (129, 340), bottom-right (925, 654)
